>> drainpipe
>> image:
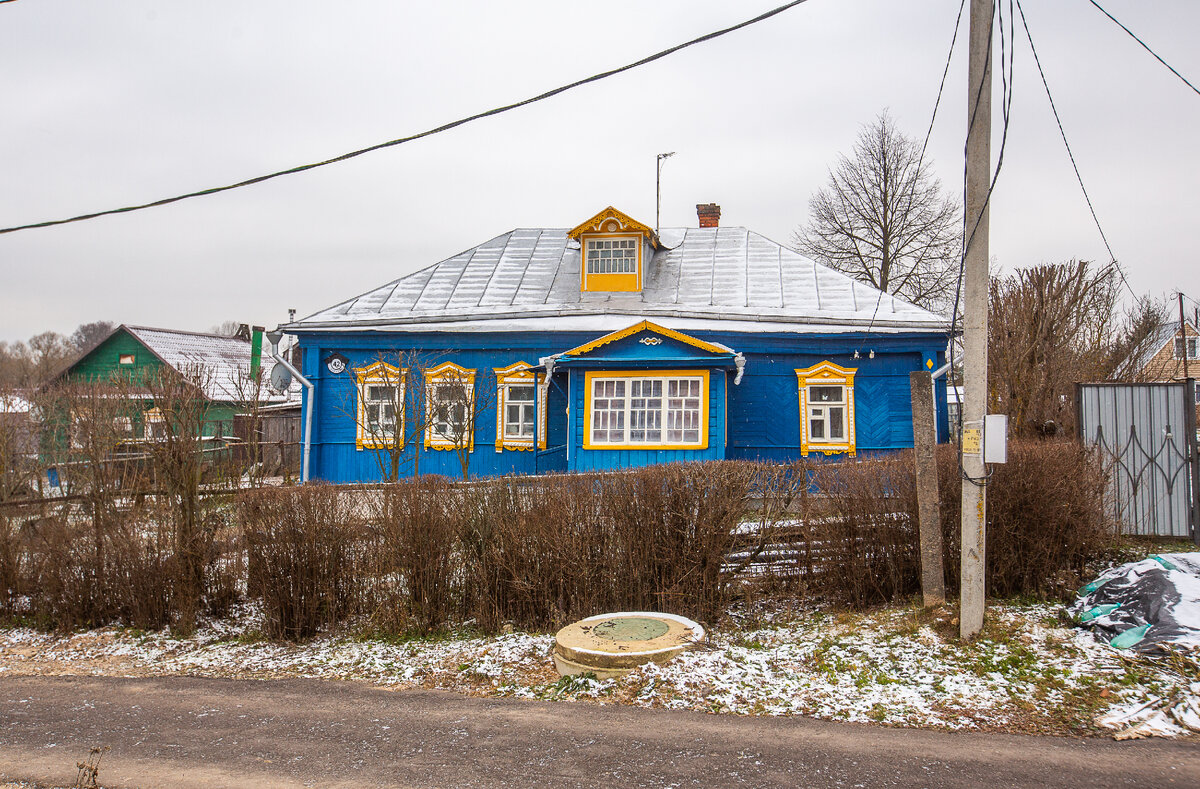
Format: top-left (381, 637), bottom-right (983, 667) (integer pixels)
top-left (733, 354), bottom-right (746, 385)
top-left (266, 330), bottom-right (313, 483)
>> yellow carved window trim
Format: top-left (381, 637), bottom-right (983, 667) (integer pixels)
top-left (355, 361), bottom-right (404, 450)
top-left (493, 362), bottom-right (547, 452)
top-left (795, 361), bottom-right (857, 457)
top-left (582, 369), bottom-right (709, 450)
top-left (424, 362), bottom-right (476, 451)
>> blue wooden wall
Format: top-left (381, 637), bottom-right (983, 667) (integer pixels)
top-left (296, 329), bottom-right (948, 482)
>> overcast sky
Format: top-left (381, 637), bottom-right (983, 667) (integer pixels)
top-left (2, 0), bottom-right (1197, 342)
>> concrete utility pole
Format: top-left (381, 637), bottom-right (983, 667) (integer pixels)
top-left (910, 370), bottom-right (945, 607)
top-left (1180, 292), bottom-right (1190, 380)
top-left (960, 0), bottom-right (993, 639)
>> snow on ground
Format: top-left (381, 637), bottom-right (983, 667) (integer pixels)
top-left (1, 600), bottom-right (1196, 738)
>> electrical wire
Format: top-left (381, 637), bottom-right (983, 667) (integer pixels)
top-left (0, 0), bottom-right (812, 236)
top-left (859, 0), bottom-right (968, 342)
top-left (1086, 0), bottom-right (1200, 98)
top-left (950, 0), bottom-right (1015, 487)
top-left (1015, 0), bottom-right (1134, 300)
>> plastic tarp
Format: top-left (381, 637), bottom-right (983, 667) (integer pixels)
top-left (1070, 552), bottom-right (1200, 738)
top-left (1069, 553), bottom-right (1200, 652)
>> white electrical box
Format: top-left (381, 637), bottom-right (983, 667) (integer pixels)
top-left (983, 414), bottom-right (1008, 464)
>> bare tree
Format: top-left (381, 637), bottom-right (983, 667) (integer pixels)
top-left (423, 364), bottom-right (497, 481)
top-left (228, 364), bottom-right (269, 486)
top-left (343, 350), bottom-right (437, 482)
top-left (986, 260), bottom-right (1158, 436)
top-left (210, 320), bottom-right (244, 337)
top-left (794, 110), bottom-right (961, 314)
top-left (141, 365), bottom-right (215, 636)
top-left (70, 321), bottom-right (115, 354)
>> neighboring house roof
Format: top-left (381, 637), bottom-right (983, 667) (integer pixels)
top-left (286, 226), bottom-right (950, 335)
top-left (1123, 320), bottom-right (1197, 379)
top-left (62, 325), bottom-right (284, 405)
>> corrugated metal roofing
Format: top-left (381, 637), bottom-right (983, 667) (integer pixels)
top-left (126, 326), bottom-right (283, 404)
top-left (288, 227), bottom-right (950, 334)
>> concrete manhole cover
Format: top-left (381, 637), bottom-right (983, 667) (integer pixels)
top-left (553, 612), bottom-right (705, 679)
top-left (593, 617), bottom-right (669, 641)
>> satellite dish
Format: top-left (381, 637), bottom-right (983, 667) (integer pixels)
top-left (269, 362), bottom-right (293, 393)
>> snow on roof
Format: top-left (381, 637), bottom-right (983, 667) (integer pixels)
top-left (1123, 320), bottom-right (1197, 376)
top-left (286, 227), bottom-right (950, 335)
top-left (0, 392), bottom-right (32, 414)
top-left (125, 326), bottom-right (284, 404)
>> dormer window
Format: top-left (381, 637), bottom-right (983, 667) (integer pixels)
top-left (568, 207), bottom-right (658, 294)
top-left (586, 237), bottom-right (638, 275)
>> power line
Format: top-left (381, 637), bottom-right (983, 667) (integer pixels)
top-left (1087, 0), bottom-right (1200, 98)
top-left (861, 0), bottom-right (967, 340)
top-left (0, 0), bottom-right (812, 236)
top-left (948, 0), bottom-right (1014, 476)
top-left (1015, 0), bottom-right (1134, 300)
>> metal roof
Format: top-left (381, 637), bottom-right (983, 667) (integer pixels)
top-left (124, 326), bottom-right (283, 404)
top-left (287, 227), bottom-right (950, 335)
top-left (1121, 319), bottom-right (1198, 378)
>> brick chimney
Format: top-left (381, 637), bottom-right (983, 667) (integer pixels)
top-left (697, 203), bottom-right (721, 228)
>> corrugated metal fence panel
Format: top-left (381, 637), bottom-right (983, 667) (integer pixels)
top-left (1079, 383), bottom-right (1191, 538)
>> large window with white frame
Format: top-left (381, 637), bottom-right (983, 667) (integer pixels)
top-left (795, 361), bottom-right (857, 457)
top-left (1174, 336), bottom-right (1198, 360)
top-left (355, 362), bottom-right (404, 450)
top-left (584, 371), bottom-right (707, 449)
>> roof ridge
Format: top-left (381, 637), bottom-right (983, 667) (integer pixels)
top-left (126, 324), bottom-right (251, 341)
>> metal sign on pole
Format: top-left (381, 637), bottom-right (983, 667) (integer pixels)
top-left (960, 0), bottom-right (994, 639)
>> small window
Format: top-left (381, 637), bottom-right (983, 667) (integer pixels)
top-left (584, 372), bottom-right (707, 449)
top-left (504, 385), bottom-right (536, 438)
top-left (586, 238), bottom-right (638, 274)
top-left (494, 362), bottom-right (546, 451)
top-left (1174, 337), bottom-right (1198, 360)
top-left (807, 385), bottom-right (847, 442)
top-left (425, 362), bottom-right (476, 451)
top-left (354, 362), bottom-right (404, 450)
top-left (118, 353), bottom-right (135, 365)
top-left (143, 407), bottom-right (166, 440)
top-left (795, 362), bottom-right (857, 456)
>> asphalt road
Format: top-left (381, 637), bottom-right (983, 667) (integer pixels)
top-left (1, 676), bottom-right (1197, 788)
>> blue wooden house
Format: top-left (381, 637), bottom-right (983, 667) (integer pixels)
top-left (281, 205), bottom-right (951, 481)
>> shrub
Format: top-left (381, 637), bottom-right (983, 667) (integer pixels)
top-left (938, 440), bottom-right (1118, 599)
top-left (240, 484), bottom-right (367, 639)
top-left (806, 453), bottom-right (919, 608)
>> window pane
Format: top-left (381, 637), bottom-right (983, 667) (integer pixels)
top-left (829, 406), bottom-right (844, 439)
top-left (810, 405), bottom-right (825, 439)
top-left (811, 386), bottom-right (842, 403)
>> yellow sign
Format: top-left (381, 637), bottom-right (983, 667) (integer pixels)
top-left (962, 428), bottom-right (981, 455)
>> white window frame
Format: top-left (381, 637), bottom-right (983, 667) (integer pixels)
top-left (494, 362), bottom-right (547, 452)
top-left (424, 362), bottom-right (476, 451)
top-left (1174, 336), bottom-right (1198, 360)
top-left (584, 235), bottom-right (639, 275)
top-left (583, 370), bottom-right (708, 450)
top-left (795, 362), bottom-right (857, 457)
top-left (355, 362), bottom-right (404, 450)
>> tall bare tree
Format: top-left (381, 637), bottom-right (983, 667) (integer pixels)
top-left (342, 350), bottom-right (437, 482)
top-left (987, 260), bottom-right (1161, 436)
top-left (794, 111), bottom-right (961, 314)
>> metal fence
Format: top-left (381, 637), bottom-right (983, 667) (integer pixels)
top-left (1076, 380), bottom-right (1199, 541)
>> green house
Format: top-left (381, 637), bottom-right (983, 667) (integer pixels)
top-left (57, 324), bottom-right (282, 439)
